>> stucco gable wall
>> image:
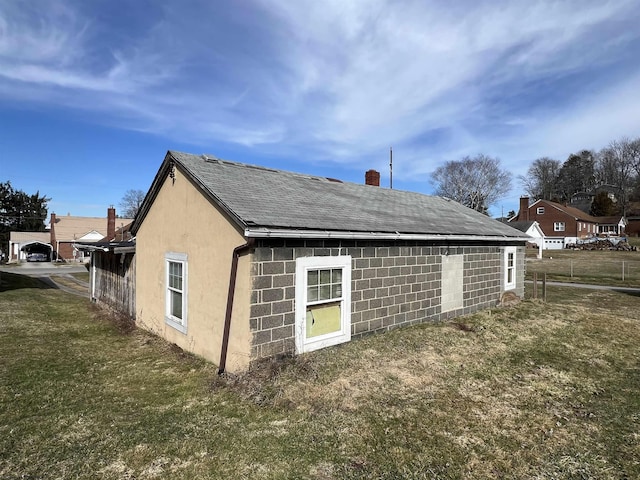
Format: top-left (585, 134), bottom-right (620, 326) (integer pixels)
top-left (135, 167), bottom-right (252, 372)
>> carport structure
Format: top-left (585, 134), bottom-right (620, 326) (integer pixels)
top-left (21, 241), bottom-right (53, 261)
top-left (8, 232), bottom-right (52, 262)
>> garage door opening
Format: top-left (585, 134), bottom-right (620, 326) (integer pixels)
top-left (20, 242), bottom-right (53, 262)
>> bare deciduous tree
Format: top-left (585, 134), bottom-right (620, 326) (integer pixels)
top-left (431, 154), bottom-right (512, 214)
top-left (629, 137), bottom-right (640, 177)
top-left (119, 189), bottom-right (146, 218)
top-left (518, 157), bottom-right (561, 201)
top-left (597, 138), bottom-right (636, 215)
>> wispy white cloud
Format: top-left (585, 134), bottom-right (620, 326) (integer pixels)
top-left (244, 0), bottom-right (640, 168)
top-left (0, 2), bottom-right (180, 98)
top-left (1, 0), bottom-right (639, 193)
top-left (0, 3), bottom-right (84, 63)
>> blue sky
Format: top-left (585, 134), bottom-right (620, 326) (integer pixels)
top-left (2, 0), bottom-right (640, 219)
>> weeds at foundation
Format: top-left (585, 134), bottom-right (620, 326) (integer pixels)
top-left (88, 302), bottom-right (136, 334)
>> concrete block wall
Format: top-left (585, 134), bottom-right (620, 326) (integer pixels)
top-left (249, 240), bottom-right (525, 361)
top-left (463, 249), bottom-right (502, 309)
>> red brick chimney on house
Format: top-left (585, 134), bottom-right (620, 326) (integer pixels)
top-left (107, 206), bottom-right (116, 241)
top-left (365, 169), bottom-right (380, 187)
top-left (50, 213), bottom-right (57, 258)
top-left (519, 197), bottom-right (529, 221)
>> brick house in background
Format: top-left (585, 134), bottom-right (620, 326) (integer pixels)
top-left (511, 197), bottom-right (599, 249)
top-left (7, 207), bottom-right (131, 262)
top-left (627, 215), bottom-right (640, 237)
top-left (130, 150), bottom-right (527, 373)
top-left (51, 208), bottom-right (133, 261)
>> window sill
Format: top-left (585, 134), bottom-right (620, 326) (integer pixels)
top-left (165, 316), bottom-right (187, 334)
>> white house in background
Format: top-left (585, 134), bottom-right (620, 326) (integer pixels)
top-left (75, 230), bottom-right (107, 242)
top-left (506, 220), bottom-right (544, 258)
top-left (596, 216), bottom-right (627, 236)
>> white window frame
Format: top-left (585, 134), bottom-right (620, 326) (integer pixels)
top-left (295, 255), bottom-right (351, 354)
top-left (504, 247), bottom-right (517, 290)
top-left (537, 207), bottom-right (545, 214)
top-left (165, 252), bottom-right (188, 334)
top-left (554, 222), bottom-right (565, 232)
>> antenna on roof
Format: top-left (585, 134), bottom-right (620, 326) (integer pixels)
top-left (389, 146), bottom-right (393, 189)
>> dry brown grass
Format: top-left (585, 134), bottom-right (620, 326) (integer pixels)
top-left (3, 272), bottom-right (640, 479)
top-left (208, 291), bottom-right (640, 478)
top-left (527, 248), bottom-right (640, 286)
top-left (50, 273), bottom-right (90, 294)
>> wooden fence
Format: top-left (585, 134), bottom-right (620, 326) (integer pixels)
top-left (92, 251), bottom-right (136, 318)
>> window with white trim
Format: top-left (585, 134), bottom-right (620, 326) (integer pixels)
top-left (295, 256), bottom-right (351, 353)
top-left (537, 207), bottom-right (545, 214)
top-left (504, 247), bottom-right (517, 290)
top-left (165, 252), bottom-right (187, 333)
top-left (554, 222), bottom-right (565, 232)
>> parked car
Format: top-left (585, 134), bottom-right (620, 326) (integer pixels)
top-left (27, 253), bottom-right (48, 262)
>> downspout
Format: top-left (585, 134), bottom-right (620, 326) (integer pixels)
top-left (91, 253), bottom-right (97, 300)
top-left (218, 238), bottom-right (255, 375)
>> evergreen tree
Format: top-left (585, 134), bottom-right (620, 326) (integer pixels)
top-left (589, 191), bottom-right (616, 217)
top-left (557, 151), bottom-right (596, 201)
top-left (0, 181), bottom-right (50, 255)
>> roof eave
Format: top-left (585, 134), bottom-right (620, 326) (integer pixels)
top-left (113, 246), bottom-right (136, 254)
top-left (74, 243), bottom-right (109, 252)
top-left (75, 241), bottom-right (135, 253)
top-left (244, 227), bottom-right (529, 243)
top-left (172, 153), bottom-right (247, 231)
top-left (131, 151), bottom-right (247, 235)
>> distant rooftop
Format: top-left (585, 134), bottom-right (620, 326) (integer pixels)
top-left (50, 213), bottom-right (133, 242)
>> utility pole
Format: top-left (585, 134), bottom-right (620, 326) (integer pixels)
top-left (390, 147), bottom-right (393, 189)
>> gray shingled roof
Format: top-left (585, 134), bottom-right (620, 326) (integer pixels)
top-left (506, 221), bottom-right (535, 233)
top-left (165, 151), bottom-right (524, 240)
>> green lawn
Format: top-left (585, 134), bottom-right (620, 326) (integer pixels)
top-left (2, 272), bottom-right (640, 479)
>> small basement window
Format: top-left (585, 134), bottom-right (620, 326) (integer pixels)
top-left (295, 256), bottom-right (351, 353)
top-left (165, 252), bottom-right (187, 333)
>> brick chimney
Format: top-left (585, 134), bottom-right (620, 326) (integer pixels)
top-left (107, 206), bottom-right (116, 241)
top-left (50, 213), bottom-right (57, 259)
top-left (519, 197), bottom-right (529, 221)
top-left (365, 169), bottom-right (380, 187)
